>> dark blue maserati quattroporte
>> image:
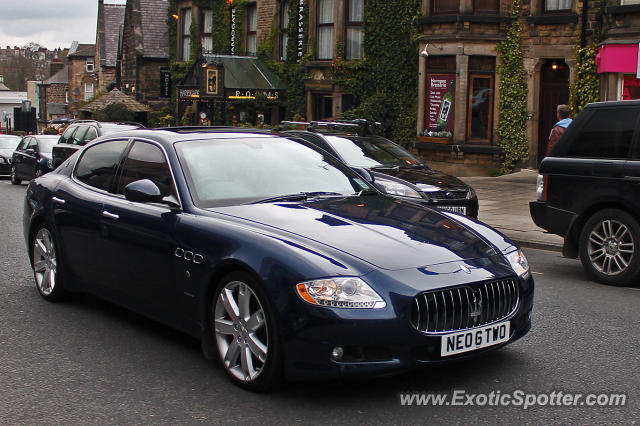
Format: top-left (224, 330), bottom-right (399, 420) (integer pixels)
top-left (23, 128), bottom-right (533, 390)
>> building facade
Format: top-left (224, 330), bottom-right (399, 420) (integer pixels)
top-left (96, 0), bottom-right (126, 92)
top-left (66, 42), bottom-right (97, 116)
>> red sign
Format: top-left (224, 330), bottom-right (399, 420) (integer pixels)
top-left (623, 75), bottom-right (640, 100)
top-left (426, 74), bottom-right (455, 132)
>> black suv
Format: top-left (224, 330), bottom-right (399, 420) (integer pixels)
top-left (282, 120), bottom-right (479, 218)
top-left (530, 100), bottom-right (640, 286)
top-left (52, 120), bottom-right (144, 168)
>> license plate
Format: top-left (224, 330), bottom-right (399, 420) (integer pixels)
top-left (439, 206), bottom-right (467, 215)
top-left (441, 321), bottom-right (510, 357)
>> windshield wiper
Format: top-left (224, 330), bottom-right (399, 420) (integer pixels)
top-left (250, 191), bottom-right (344, 204)
top-left (371, 164), bottom-right (400, 171)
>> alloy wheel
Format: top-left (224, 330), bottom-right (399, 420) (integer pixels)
top-left (214, 281), bottom-right (268, 382)
top-left (33, 227), bottom-right (57, 296)
top-left (587, 219), bottom-right (634, 276)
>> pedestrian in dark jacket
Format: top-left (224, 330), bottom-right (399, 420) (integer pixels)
top-left (546, 104), bottom-right (572, 155)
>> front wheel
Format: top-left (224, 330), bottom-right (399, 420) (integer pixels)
top-left (579, 208), bottom-right (640, 286)
top-left (31, 224), bottom-right (69, 301)
top-left (10, 165), bottom-right (21, 185)
top-left (212, 272), bottom-right (282, 391)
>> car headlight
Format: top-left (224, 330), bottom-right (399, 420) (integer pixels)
top-left (0, 157), bottom-right (6, 164)
top-left (296, 277), bottom-right (386, 309)
top-left (467, 187), bottom-right (477, 200)
top-left (375, 177), bottom-right (421, 198)
top-left (506, 249), bottom-right (530, 278)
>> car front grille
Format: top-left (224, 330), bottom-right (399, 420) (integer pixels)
top-left (409, 279), bottom-right (519, 334)
top-left (425, 190), bottom-right (468, 201)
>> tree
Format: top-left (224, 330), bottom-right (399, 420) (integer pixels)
top-left (0, 56), bottom-right (36, 91)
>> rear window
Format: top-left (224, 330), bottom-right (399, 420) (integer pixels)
top-left (566, 107), bottom-right (639, 159)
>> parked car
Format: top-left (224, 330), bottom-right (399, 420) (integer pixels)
top-left (24, 127), bottom-right (533, 390)
top-left (281, 120), bottom-right (479, 218)
top-left (530, 100), bottom-right (640, 286)
top-left (51, 120), bottom-right (144, 168)
top-left (0, 134), bottom-right (21, 176)
top-left (10, 135), bottom-right (59, 184)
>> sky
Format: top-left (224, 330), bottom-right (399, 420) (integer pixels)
top-left (0, 0), bottom-right (127, 51)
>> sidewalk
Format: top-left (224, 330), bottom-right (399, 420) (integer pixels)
top-left (460, 169), bottom-right (563, 252)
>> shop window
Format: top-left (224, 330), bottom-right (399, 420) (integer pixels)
top-left (473, 0), bottom-right (499, 15)
top-left (467, 56), bottom-right (495, 143)
top-left (246, 4), bottom-right (257, 56)
top-left (342, 94), bottom-right (358, 113)
top-left (181, 8), bottom-right (192, 61)
top-left (317, 0), bottom-right (335, 60)
top-left (432, 0), bottom-right (459, 15)
top-left (201, 8), bottom-right (213, 53)
top-left (280, 1), bottom-right (289, 61)
top-left (623, 75), bottom-right (640, 100)
top-left (544, 0), bottom-right (572, 12)
top-left (345, 0), bottom-right (364, 60)
top-left (566, 108), bottom-right (638, 158)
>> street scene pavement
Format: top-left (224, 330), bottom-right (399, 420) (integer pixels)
top-left (1, 177), bottom-right (638, 424)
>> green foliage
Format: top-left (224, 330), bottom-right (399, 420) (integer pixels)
top-left (92, 103), bottom-right (135, 122)
top-left (212, 0), bottom-right (231, 54)
top-left (495, 0), bottom-right (528, 175)
top-left (332, 0), bottom-right (420, 144)
top-left (167, 1), bottom-right (178, 61)
top-left (42, 127), bottom-right (59, 135)
top-left (569, 35), bottom-right (599, 116)
top-left (148, 106), bottom-right (176, 127)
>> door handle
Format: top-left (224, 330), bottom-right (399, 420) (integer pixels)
top-left (51, 197), bottom-right (65, 205)
top-left (102, 211), bottom-right (119, 220)
top-left (623, 176), bottom-right (640, 182)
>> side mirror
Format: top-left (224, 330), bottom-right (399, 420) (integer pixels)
top-left (352, 167), bottom-right (374, 183)
top-left (124, 179), bottom-right (164, 203)
top-left (25, 148), bottom-right (36, 155)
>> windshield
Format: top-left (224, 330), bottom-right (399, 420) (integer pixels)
top-left (0, 136), bottom-right (19, 149)
top-left (175, 135), bottom-right (370, 207)
top-left (37, 136), bottom-right (60, 153)
top-left (324, 135), bottom-right (424, 168)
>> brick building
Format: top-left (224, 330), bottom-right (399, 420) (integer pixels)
top-left (37, 65), bottom-right (70, 124)
top-left (66, 42), bottom-right (97, 116)
top-left (96, 0), bottom-right (126, 92)
top-left (120, 0), bottom-right (170, 109)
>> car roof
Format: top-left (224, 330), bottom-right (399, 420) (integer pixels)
top-left (585, 99), bottom-right (640, 109)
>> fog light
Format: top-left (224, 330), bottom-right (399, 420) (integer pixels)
top-left (331, 346), bottom-right (344, 361)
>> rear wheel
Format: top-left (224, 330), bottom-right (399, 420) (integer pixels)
top-left (10, 165), bottom-right (21, 185)
top-left (31, 224), bottom-right (68, 301)
top-left (579, 208), bottom-right (640, 286)
top-left (212, 272), bottom-right (282, 391)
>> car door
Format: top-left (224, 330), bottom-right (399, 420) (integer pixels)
top-left (99, 139), bottom-right (181, 318)
top-left (20, 137), bottom-right (39, 179)
top-left (12, 137), bottom-right (29, 178)
top-left (52, 139), bottom-right (130, 289)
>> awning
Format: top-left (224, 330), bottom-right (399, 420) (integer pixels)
top-left (596, 41), bottom-right (640, 75)
top-left (178, 55), bottom-right (286, 101)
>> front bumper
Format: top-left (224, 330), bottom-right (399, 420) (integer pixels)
top-left (282, 274), bottom-right (534, 381)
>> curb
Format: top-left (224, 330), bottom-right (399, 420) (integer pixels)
top-left (510, 238), bottom-right (562, 253)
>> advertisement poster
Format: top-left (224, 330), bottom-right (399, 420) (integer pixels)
top-left (426, 74), bottom-right (456, 134)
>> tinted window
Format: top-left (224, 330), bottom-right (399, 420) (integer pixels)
top-left (567, 108), bottom-right (639, 158)
top-left (324, 135), bottom-right (424, 168)
top-left (37, 136), bottom-right (59, 153)
top-left (59, 126), bottom-right (76, 144)
top-left (116, 141), bottom-right (174, 197)
top-left (84, 127), bottom-right (98, 142)
top-left (26, 137), bottom-right (38, 150)
top-left (75, 140), bottom-right (128, 191)
top-left (72, 126), bottom-right (89, 145)
top-left (17, 137), bottom-right (30, 150)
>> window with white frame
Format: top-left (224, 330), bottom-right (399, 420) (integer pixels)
top-left (246, 4), bottom-right (257, 56)
top-left (65, 89), bottom-right (69, 104)
top-left (84, 82), bottom-right (94, 101)
top-left (544, 0), bottom-right (571, 11)
top-left (621, 0), bottom-right (640, 4)
top-left (201, 8), bottom-right (213, 53)
top-left (181, 8), bottom-right (192, 61)
top-left (86, 58), bottom-right (94, 72)
top-left (317, 0), bottom-right (335, 60)
top-left (280, 1), bottom-right (289, 61)
top-left (345, 0), bottom-right (364, 60)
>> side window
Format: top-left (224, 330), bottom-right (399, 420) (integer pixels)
top-left (84, 127), bottom-right (98, 142)
top-left (18, 137), bottom-right (30, 150)
top-left (72, 126), bottom-right (89, 145)
top-left (59, 126), bottom-right (77, 144)
top-left (26, 137), bottom-right (38, 150)
top-left (567, 108), bottom-right (639, 159)
top-left (116, 141), bottom-right (174, 197)
top-left (75, 140), bottom-right (128, 191)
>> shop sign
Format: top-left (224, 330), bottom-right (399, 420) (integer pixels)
top-left (230, 7), bottom-right (236, 54)
top-left (227, 89), bottom-right (281, 100)
top-left (426, 74), bottom-right (455, 134)
top-left (623, 75), bottom-right (640, 100)
top-left (296, 0), bottom-right (305, 61)
top-left (178, 87), bottom-right (200, 101)
top-left (160, 68), bottom-right (171, 98)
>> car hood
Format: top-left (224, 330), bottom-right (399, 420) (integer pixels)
top-left (371, 166), bottom-right (468, 191)
top-left (0, 148), bottom-right (13, 158)
top-left (208, 196), bottom-right (497, 270)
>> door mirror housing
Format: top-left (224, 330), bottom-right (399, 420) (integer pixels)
top-left (352, 167), bottom-right (374, 183)
top-left (25, 148), bottom-right (36, 155)
top-left (124, 179), bottom-right (164, 203)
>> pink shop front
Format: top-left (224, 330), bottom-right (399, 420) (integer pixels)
top-left (597, 42), bottom-right (640, 101)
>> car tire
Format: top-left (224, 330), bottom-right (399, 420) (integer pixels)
top-left (31, 224), bottom-right (69, 301)
top-left (10, 165), bottom-right (21, 185)
top-left (211, 271), bottom-right (282, 391)
top-left (579, 208), bottom-right (640, 286)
